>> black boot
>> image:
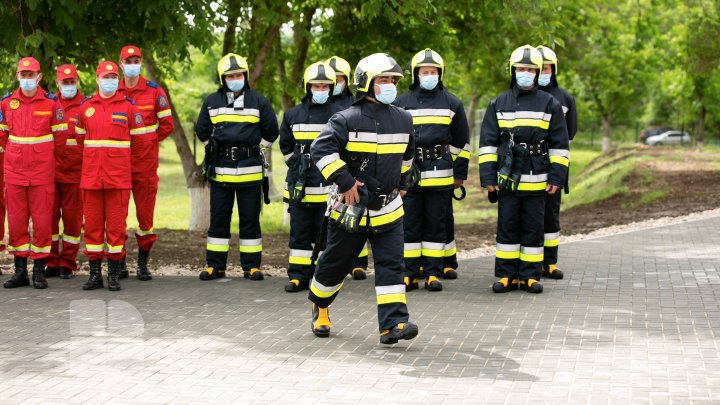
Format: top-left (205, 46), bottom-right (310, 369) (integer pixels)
top-left (32, 259), bottom-right (48, 289)
top-left (107, 260), bottom-right (122, 291)
top-left (380, 322), bottom-right (419, 345)
top-left (44, 266), bottom-right (61, 278)
top-left (119, 258), bottom-right (129, 279)
top-left (59, 267), bottom-right (74, 279)
top-left (4, 257), bottom-right (29, 288)
top-left (311, 304), bottom-right (331, 338)
top-left (136, 249), bottom-right (152, 281)
top-left (82, 260), bottom-right (104, 290)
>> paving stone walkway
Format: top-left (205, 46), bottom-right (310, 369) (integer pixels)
top-left (1, 216), bottom-right (720, 404)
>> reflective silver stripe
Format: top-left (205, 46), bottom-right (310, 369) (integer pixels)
top-left (311, 277), bottom-right (343, 293)
top-left (304, 186), bottom-right (332, 195)
top-left (420, 168), bottom-right (454, 179)
top-left (404, 242), bottom-right (421, 250)
top-left (407, 108), bottom-right (455, 118)
top-left (422, 241), bottom-right (445, 250)
top-left (496, 243), bottom-right (520, 252)
top-left (214, 166), bottom-right (263, 175)
top-left (289, 249), bottom-right (313, 258)
top-left (496, 111), bottom-right (552, 121)
top-left (445, 240), bottom-right (456, 250)
top-left (368, 194), bottom-right (403, 216)
top-left (375, 284), bottom-right (406, 295)
top-left (402, 159), bottom-right (413, 167)
top-left (207, 237), bottom-right (230, 245)
top-left (562, 105), bottom-right (569, 115)
top-left (544, 232), bottom-right (560, 240)
top-left (84, 142), bottom-right (130, 149)
top-left (283, 152), bottom-right (294, 162)
top-left (521, 246), bottom-right (544, 255)
top-left (519, 173), bottom-right (548, 183)
top-left (478, 146), bottom-right (498, 154)
top-left (449, 145), bottom-right (462, 155)
top-left (549, 149), bottom-right (570, 158)
top-left (349, 132), bottom-right (410, 144)
top-left (377, 133), bottom-right (410, 144)
top-left (208, 107), bottom-right (260, 117)
top-left (317, 153), bottom-right (340, 170)
top-left (291, 123), bottom-right (325, 132)
top-left (260, 138), bottom-right (273, 148)
top-left (240, 238), bottom-right (262, 246)
top-left (202, 140), bottom-right (209, 146)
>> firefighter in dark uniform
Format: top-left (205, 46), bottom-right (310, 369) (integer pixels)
top-left (308, 53), bottom-right (418, 344)
top-left (478, 45), bottom-right (569, 294)
top-left (536, 45), bottom-right (577, 280)
top-left (195, 53), bottom-right (279, 281)
top-left (395, 49), bottom-right (470, 292)
top-left (325, 55), bottom-right (370, 279)
top-left (280, 61), bottom-right (343, 292)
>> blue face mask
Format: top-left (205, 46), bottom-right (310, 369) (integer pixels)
top-left (419, 75), bottom-right (439, 90)
top-left (312, 90), bottom-right (330, 104)
top-left (538, 73), bottom-right (551, 87)
top-left (122, 63), bottom-right (141, 78)
top-left (333, 82), bottom-right (344, 96)
top-left (226, 79), bottom-right (245, 92)
top-left (515, 71), bottom-right (536, 88)
top-left (375, 83), bottom-right (397, 104)
top-left (19, 78), bottom-right (38, 92)
top-left (60, 85), bottom-right (77, 99)
top-left (99, 78), bottom-right (119, 94)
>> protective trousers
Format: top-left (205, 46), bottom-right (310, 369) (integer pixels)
top-left (82, 189), bottom-right (130, 261)
top-left (403, 187), bottom-right (451, 279)
top-left (131, 174), bottom-right (159, 251)
top-left (352, 244), bottom-right (369, 270)
top-left (206, 183), bottom-right (262, 271)
top-left (309, 221), bottom-right (408, 331)
top-left (0, 153), bottom-right (4, 251)
top-left (288, 204), bottom-right (325, 284)
top-left (49, 183), bottom-right (83, 271)
top-left (443, 200), bottom-right (458, 271)
top-left (543, 189), bottom-right (561, 266)
top-left (5, 184), bottom-right (53, 259)
top-left (495, 190), bottom-right (545, 281)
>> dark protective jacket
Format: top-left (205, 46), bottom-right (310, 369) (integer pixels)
top-left (479, 85), bottom-right (569, 193)
top-left (540, 84), bottom-right (577, 140)
top-left (311, 100), bottom-right (415, 232)
top-left (195, 88), bottom-right (278, 187)
top-left (280, 99), bottom-right (344, 205)
top-left (394, 85), bottom-right (470, 189)
top-left (332, 91), bottom-right (355, 110)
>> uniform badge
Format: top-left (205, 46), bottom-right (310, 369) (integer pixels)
top-left (85, 107), bottom-right (95, 117)
top-left (56, 109), bottom-right (63, 122)
top-left (22, 61), bottom-right (30, 67)
top-left (63, 68), bottom-right (71, 74)
top-left (134, 113), bottom-right (142, 125)
top-left (158, 96), bottom-right (167, 108)
top-left (128, 48), bottom-right (135, 54)
top-left (9, 99), bottom-right (20, 110)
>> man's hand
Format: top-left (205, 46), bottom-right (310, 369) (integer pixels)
top-left (453, 179), bottom-right (464, 189)
top-left (400, 190), bottom-right (407, 198)
top-left (485, 185), bottom-right (499, 192)
top-left (546, 184), bottom-right (559, 195)
top-left (340, 181), bottom-right (364, 205)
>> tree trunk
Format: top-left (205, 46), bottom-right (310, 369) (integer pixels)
top-left (144, 54), bottom-right (209, 231)
top-left (222, 0), bottom-right (241, 55)
top-left (466, 94), bottom-right (480, 152)
top-left (697, 105), bottom-right (705, 150)
top-left (601, 115), bottom-right (612, 152)
top-left (249, 23), bottom-right (282, 84)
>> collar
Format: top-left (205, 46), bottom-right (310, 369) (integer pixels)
top-left (56, 92), bottom-right (85, 107)
top-left (119, 75), bottom-right (147, 92)
top-left (88, 91), bottom-right (126, 104)
top-left (13, 86), bottom-right (46, 102)
top-left (511, 84), bottom-right (537, 97)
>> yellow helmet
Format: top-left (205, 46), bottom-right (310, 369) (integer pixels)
top-left (508, 45), bottom-right (543, 87)
top-left (303, 61), bottom-right (336, 99)
top-left (325, 56), bottom-right (351, 80)
top-left (216, 53), bottom-right (249, 85)
top-left (353, 53), bottom-right (403, 94)
top-left (410, 48), bottom-right (444, 84)
top-left (536, 45), bottom-right (558, 75)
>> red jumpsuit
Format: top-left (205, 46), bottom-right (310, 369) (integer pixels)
top-left (48, 91), bottom-right (85, 271)
top-left (75, 92), bottom-right (143, 261)
top-left (0, 88), bottom-right (67, 259)
top-left (118, 76), bottom-right (174, 252)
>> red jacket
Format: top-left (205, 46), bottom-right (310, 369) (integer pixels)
top-left (54, 92), bottom-right (85, 184)
top-left (75, 92), bottom-right (144, 190)
top-left (0, 87), bottom-right (67, 186)
top-left (118, 76), bottom-right (174, 175)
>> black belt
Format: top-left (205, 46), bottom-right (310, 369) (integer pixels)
top-left (516, 140), bottom-right (547, 156)
top-left (219, 145), bottom-right (260, 160)
top-left (416, 144), bottom-right (449, 161)
top-left (366, 189), bottom-right (400, 211)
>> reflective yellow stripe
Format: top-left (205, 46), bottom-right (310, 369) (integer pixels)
top-left (358, 248), bottom-right (368, 258)
top-left (84, 140), bottom-right (130, 148)
top-left (370, 206), bottom-right (404, 227)
top-left (421, 249), bottom-right (445, 258)
top-left (458, 150), bottom-right (470, 159)
top-left (86, 244), bottom-right (105, 252)
top-left (377, 293), bottom-right (407, 305)
top-left (293, 131), bottom-right (320, 140)
top-left (212, 173), bottom-right (263, 183)
top-left (401, 165), bottom-right (410, 174)
top-left (9, 134), bottom-right (53, 144)
top-left (239, 245), bottom-right (262, 253)
top-left (549, 156), bottom-right (569, 167)
top-left (498, 119), bottom-right (550, 130)
top-left (107, 245), bottom-right (124, 253)
top-left (404, 249), bottom-right (421, 258)
top-left (544, 239), bottom-right (559, 247)
top-left (75, 127), bottom-right (86, 134)
top-left (310, 281), bottom-right (343, 298)
top-left (496, 250), bottom-right (520, 259)
top-left (0, 124), bottom-right (9, 131)
top-left (8, 243), bottom-right (30, 251)
top-left (206, 243), bottom-right (229, 252)
top-left (66, 139), bottom-right (77, 146)
top-left (444, 246), bottom-right (457, 257)
top-left (412, 116), bottom-right (452, 125)
top-left (62, 234), bottom-right (81, 244)
top-left (289, 256), bottom-right (312, 265)
top-left (51, 123), bottom-right (68, 132)
top-left (282, 189), bottom-right (328, 203)
top-left (321, 159), bottom-right (346, 179)
top-left (517, 182), bottom-right (547, 191)
top-left (478, 154), bottom-right (498, 164)
top-left (210, 115), bottom-right (260, 124)
top-left (346, 142), bottom-right (407, 154)
top-left (31, 244), bottom-right (51, 253)
top-left (135, 228), bottom-right (154, 236)
top-left (418, 177), bottom-right (454, 187)
top-left (520, 252), bottom-right (544, 262)
top-left (156, 109), bottom-right (172, 118)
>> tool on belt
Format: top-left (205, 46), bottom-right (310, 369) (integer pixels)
top-left (260, 147), bottom-right (270, 205)
top-left (202, 137), bottom-right (218, 181)
top-left (289, 144), bottom-right (312, 204)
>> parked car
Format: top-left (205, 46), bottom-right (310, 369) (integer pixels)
top-left (640, 126), bottom-right (669, 144)
top-left (646, 130), bottom-right (691, 146)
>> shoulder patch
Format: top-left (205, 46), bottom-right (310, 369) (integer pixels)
top-left (146, 80), bottom-right (158, 88)
top-left (44, 92), bottom-right (57, 100)
top-left (134, 113), bottom-right (143, 126)
top-left (80, 96), bottom-right (92, 105)
top-left (158, 95), bottom-right (168, 108)
top-left (125, 96), bottom-right (135, 105)
top-left (56, 109), bottom-right (63, 122)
